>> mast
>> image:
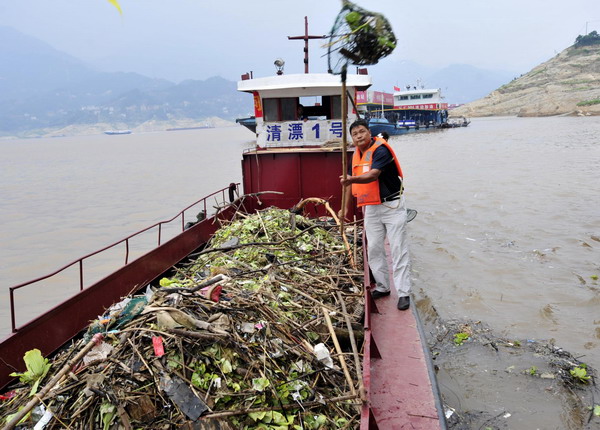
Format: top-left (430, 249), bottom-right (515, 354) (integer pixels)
top-left (288, 16), bottom-right (327, 74)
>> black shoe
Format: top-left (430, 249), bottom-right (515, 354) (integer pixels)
top-left (397, 296), bottom-right (410, 310)
top-left (371, 290), bottom-right (391, 300)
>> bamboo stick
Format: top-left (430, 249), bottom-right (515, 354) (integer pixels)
top-left (322, 307), bottom-right (356, 397)
top-left (336, 291), bottom-right (365, 402)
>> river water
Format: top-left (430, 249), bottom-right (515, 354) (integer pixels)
top-left (1, 117), bottom-right (599, 425)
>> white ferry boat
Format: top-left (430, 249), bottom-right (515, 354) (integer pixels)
top-left (360, 85), bottom-right (450, 136)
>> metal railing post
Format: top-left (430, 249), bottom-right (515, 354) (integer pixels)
top-left (10, 288), bottom-right (16, 333)
top-left (79, 260), bottom-right (84, 291)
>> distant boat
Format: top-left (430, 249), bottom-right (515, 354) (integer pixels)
top-left (104, 130), bottom-right (132, 135)
top-left (166, 123), bottom-right (215, 131)
top-left (359, 86), bottom-right (450, 136)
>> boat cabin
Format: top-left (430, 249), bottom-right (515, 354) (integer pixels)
top-left (236, 72), bottom-right (371, 220)
top-left (238, 73), bottom-right (371, 147)
top-left (394, 86), bottom-right (445, 109)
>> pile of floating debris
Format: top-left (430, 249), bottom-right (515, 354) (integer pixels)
top-left (1, 207), bottom-right (365, 429)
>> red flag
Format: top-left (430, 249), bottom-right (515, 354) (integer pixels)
top-left (393, 86), bottom-right (400, 91)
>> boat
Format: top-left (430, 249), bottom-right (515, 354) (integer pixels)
top-left (235, 116), bottom-right (257, 133)
top-left (166, 123), bottom-right (215, 131)
top-left (1, 36), bottom-right (446, 430)
top-left (103, 130), bottom-right (132, 135)
top-left (359, 86), bottom-right (450, 136)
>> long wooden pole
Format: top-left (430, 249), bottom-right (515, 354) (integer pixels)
top-left (340, 66), bottom-right (348, 236)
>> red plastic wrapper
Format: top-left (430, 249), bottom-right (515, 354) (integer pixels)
top-left (0, 390), bottom-right (16, 401)
top-left (152, 336), bottom-right (165, 357)
top-left (200, 285), bottom-right (222, 302)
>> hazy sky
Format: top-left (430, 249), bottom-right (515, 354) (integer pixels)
top-left (1, 0), bottom-right (598, 86)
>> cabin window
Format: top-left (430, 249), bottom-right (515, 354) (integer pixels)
top-left (330, 96), bottom-right (342, 119)
top-left (422, 94), bottom-right (433, 99)
top-left (410, 95), bottom-right (421, 100)
top-left (263, 99), bottom-right (279, 122)
top-left (300, 95), bottom-right (342, 119)
top-left (399, 95), bottom-right (409, 100)
top-left (263, 96), bottom-right (343, 121)
top-left (263, 98), bottom-right (297, 121)
top-left (281, 98), bottom-right (297, 120)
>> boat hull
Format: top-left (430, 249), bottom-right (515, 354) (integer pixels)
top-left (104, 130), bottom-right (132, 135)
top-left (369, 119), bottom-right (442, 136)
top-left (2, 145), bottom-right (445, 430)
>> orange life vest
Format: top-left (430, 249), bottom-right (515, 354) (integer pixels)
top-left (351, 138), bottom-right (403, 207)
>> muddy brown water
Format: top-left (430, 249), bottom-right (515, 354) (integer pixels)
top-left (1, 117), bottom-right (599, 428)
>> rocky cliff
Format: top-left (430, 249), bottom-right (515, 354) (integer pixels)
top-left (451, 44), bottom-right (600, 117)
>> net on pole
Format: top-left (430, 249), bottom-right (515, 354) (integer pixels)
top-left (327, 0), bottom-right (397, 74)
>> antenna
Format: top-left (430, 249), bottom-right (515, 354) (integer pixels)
top-left (288, 16), bottom-right (328, 74)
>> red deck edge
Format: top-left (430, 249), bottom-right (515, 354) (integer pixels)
top-left (360, 240), bottom-right (447, 430)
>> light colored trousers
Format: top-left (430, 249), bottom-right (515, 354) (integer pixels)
top-left (364, 196), bottom-right (411, 298)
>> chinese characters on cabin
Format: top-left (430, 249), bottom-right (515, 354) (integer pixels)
top-left (264, 121), bottom-right (344, 145)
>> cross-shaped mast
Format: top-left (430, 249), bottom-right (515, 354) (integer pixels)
top-left (287, 16), bottom-right (328, 74)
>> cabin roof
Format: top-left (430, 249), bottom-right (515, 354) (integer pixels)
top-left (394, 88), bottom-right (440, 96)
top-left (238, 73), bottom-right (372, 97)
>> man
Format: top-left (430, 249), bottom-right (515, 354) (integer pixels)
top-left (340, 119), bottom-right (411, 310)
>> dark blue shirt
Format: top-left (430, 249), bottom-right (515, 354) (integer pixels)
top-left (371, 144), bottom-right (402, 200)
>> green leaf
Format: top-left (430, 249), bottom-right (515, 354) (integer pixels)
top-left (453, 332), bottom-right (470, 345)
top-left (249, 411), bottom-right (267, 421)
top-left (159, 277), bottom-right (177, 287)
top-left (9, 349), bottom-right (51, 396)
top-left (220, 359), bottom-right (233, 374)
top-left (594, 404), bottom-right (600, 416)
top-left (252, 377), bottom-right (271, 392)
top-left (230, 382), bottom-right (242, 392)
top-left (3, 408), bottom-right (31, 426)
top-left (271, 411), bottom-right (293, 425)
top-left (570, 365), bottom-right (591, 382)
top-left (335, 417), bottom-right (349, 428)
top-left (306, 331), bottom-right (320, 342)
top-left (100, 402), bottom-right (116, 430)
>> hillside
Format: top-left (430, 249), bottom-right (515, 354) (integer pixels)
top-left (452, 43), bottom-right (600, 117)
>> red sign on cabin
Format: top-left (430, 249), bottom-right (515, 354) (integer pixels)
top-left (356, 91), bottom-right (367, 104)
top-left (372, 91), bottom-right (394, 105)
top-left (394, 103), bottom-right (442, 110)
top-left (253, 91), bottom-right (263, 118)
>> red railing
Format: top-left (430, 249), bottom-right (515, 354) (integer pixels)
top-left (8, 183), bottom-right (240, 333)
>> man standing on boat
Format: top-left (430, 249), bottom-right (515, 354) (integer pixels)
top-left (340, 119), bottom-right (411, 310)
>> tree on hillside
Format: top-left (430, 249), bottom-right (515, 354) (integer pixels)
top-left (575, 31), bottom-right (600, 47)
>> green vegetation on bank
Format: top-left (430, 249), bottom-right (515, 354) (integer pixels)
top-left (577, 99), bottom-right (600, 106)
top-left (575, 31), bottom-right (600, 47)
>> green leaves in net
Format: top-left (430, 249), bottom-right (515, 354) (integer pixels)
top-left (327, 0), bottom-right (397, 74)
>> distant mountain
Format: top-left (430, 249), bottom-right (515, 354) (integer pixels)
top-left (453, 42), bottom-right (600, 117)
top-left (0, 27), bottom-right (252, 136)
top-left (0, 26), bottom-right (94, 102)
top-left (0, 25), bottom-right (530, 136)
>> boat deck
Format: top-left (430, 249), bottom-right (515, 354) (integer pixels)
top-left (369, 297), bottom-right (442, 428)
top-left (362, 242), bottom-right (445, 429)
